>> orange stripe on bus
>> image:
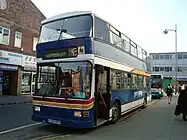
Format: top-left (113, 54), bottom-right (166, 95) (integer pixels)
top-left (33, 100), bottom-right (94, 110)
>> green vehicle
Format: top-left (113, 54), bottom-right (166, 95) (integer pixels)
top-left (163, 77), bottom-right (173, 93)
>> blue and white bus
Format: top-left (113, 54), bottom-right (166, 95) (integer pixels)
top-left (151, 74), bottom-right (163, 99)
top-left (32, 11), bottom-right (151, 128)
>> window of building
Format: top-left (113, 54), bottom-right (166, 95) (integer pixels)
top-left (154, 55), bottom-right (159, 60)
top-left (165, 67), bottom-right (169, 72)
top-left (183, 54), bottom-right (187, 59)
top-left (178, 67), bottom-right (182, 72)
top-left (0, 26), bottom-right (10, 45)
top-left (155, 67), bottom-right (159, 72)
top-left (153, 67), bottom-right (159, 72)
top-left (160, 67), bottom-right (164, 71)
top-left (169, 67), bottom-right (172, 71)
top-left (33, 37), bottom-right (38, 51)
top-left (14, 31), bottom-right (22, 48)
top-left (165, 55), bottom-right (169, 59)
top-left (170, 55), bottom-right (172, 59)
top-left (94, 17), bottom-right (110, 42)
top-left (178, 54), bottom-right (182, 59)
top-left (160, 55), bottom-right (164, 59)
top-left (182, 67), bottom-right (187, 72)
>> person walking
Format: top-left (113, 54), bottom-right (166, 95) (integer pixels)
top-left (177, 85), bottom-right (187, 121)
top-left (166, 84), bottom-right (173, 104)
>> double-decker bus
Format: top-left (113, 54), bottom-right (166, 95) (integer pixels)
top-left (150, 74), bottom-right (163, 99)
top-left (32, 11), bottom-right (151, 128)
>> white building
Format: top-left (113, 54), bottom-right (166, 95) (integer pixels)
top-left (149, 52), bottom-right (187, 82)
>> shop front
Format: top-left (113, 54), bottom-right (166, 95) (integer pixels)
top-left (0, 50), bottom-right (22, 96)
top-left (21, 55), bottom-right (36, 95)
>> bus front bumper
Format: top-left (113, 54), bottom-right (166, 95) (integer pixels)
top-left (32, 115), bottom-right (94, 128)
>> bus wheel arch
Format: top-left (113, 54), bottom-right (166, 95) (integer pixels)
top-left (111, 99), bottom-right (121, 123)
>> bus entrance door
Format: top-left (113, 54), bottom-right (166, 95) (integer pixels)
top-left (94, 65), bottom-right (110, 126)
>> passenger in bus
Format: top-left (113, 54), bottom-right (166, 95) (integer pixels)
top-left (72, 87), bottom-right (85, 98)
top-left (84, 86), bottom-right (90, 98)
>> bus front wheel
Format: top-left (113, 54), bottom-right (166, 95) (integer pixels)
top-left (111, 102), bottom-right (121, 123)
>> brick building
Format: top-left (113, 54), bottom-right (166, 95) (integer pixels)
top-left (0, 0), bottom-right (45, 95)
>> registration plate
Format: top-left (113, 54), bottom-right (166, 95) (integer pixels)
top-left (48, 119), bottom-right (61, 125)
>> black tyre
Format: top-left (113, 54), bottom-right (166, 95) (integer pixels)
top-left (111, 102), bottom-right (120, 123)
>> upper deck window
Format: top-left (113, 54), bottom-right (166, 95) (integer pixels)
top-left (39, 15), bottom-right (93, 43)
top-left (94, 17), bottom-right (110, 41)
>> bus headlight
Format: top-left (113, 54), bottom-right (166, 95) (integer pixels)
top-left (74, 111), bottom-right (82, 117)
top-left (34, 106), bottom-right (41, 112)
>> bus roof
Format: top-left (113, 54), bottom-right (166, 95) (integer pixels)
top-left (42, 11), bottom-right (93, 24)
top-left (41, 11), bottom-right (148, 60)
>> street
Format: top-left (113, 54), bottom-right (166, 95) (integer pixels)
top-left (0, 96), bottom-right (186, 140)
top-left (0, 103), bottom-right (34, 132)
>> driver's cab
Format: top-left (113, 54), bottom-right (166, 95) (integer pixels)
top-left (58, 69), bottom-right (90, 98)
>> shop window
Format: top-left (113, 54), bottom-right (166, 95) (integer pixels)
top-left (0, 26), bottom-right (10, 45)
top-left (21, 73), bottom-right (32, 93)
top-left (14, 31), bottom-right (22, 48)
top-left (33, 37), bottom-right (38, 51)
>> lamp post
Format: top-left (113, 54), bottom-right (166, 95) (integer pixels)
top-left (163, 24), bottom-right (177, 95)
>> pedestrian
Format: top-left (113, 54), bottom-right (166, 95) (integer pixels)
top-left (165, 84), bottom-right (173, 104)
top-left (177, 84), bottom-right (187, 121)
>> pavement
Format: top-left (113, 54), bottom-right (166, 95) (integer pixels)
top-left (0, 95), bottom-right (32, 106)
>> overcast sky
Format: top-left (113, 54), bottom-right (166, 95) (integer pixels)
top-left (32, 0), bottom-right (187, 54)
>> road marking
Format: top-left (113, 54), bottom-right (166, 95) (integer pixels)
top-left (0, 122), bottom-right (42, 135)
top-left (29, 134), bottom-right (71, 140)
top-left (45, 134), bottom-right (71, 140)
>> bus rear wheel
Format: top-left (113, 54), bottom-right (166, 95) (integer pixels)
top-left (111, 102), bottom-right (120, 123)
